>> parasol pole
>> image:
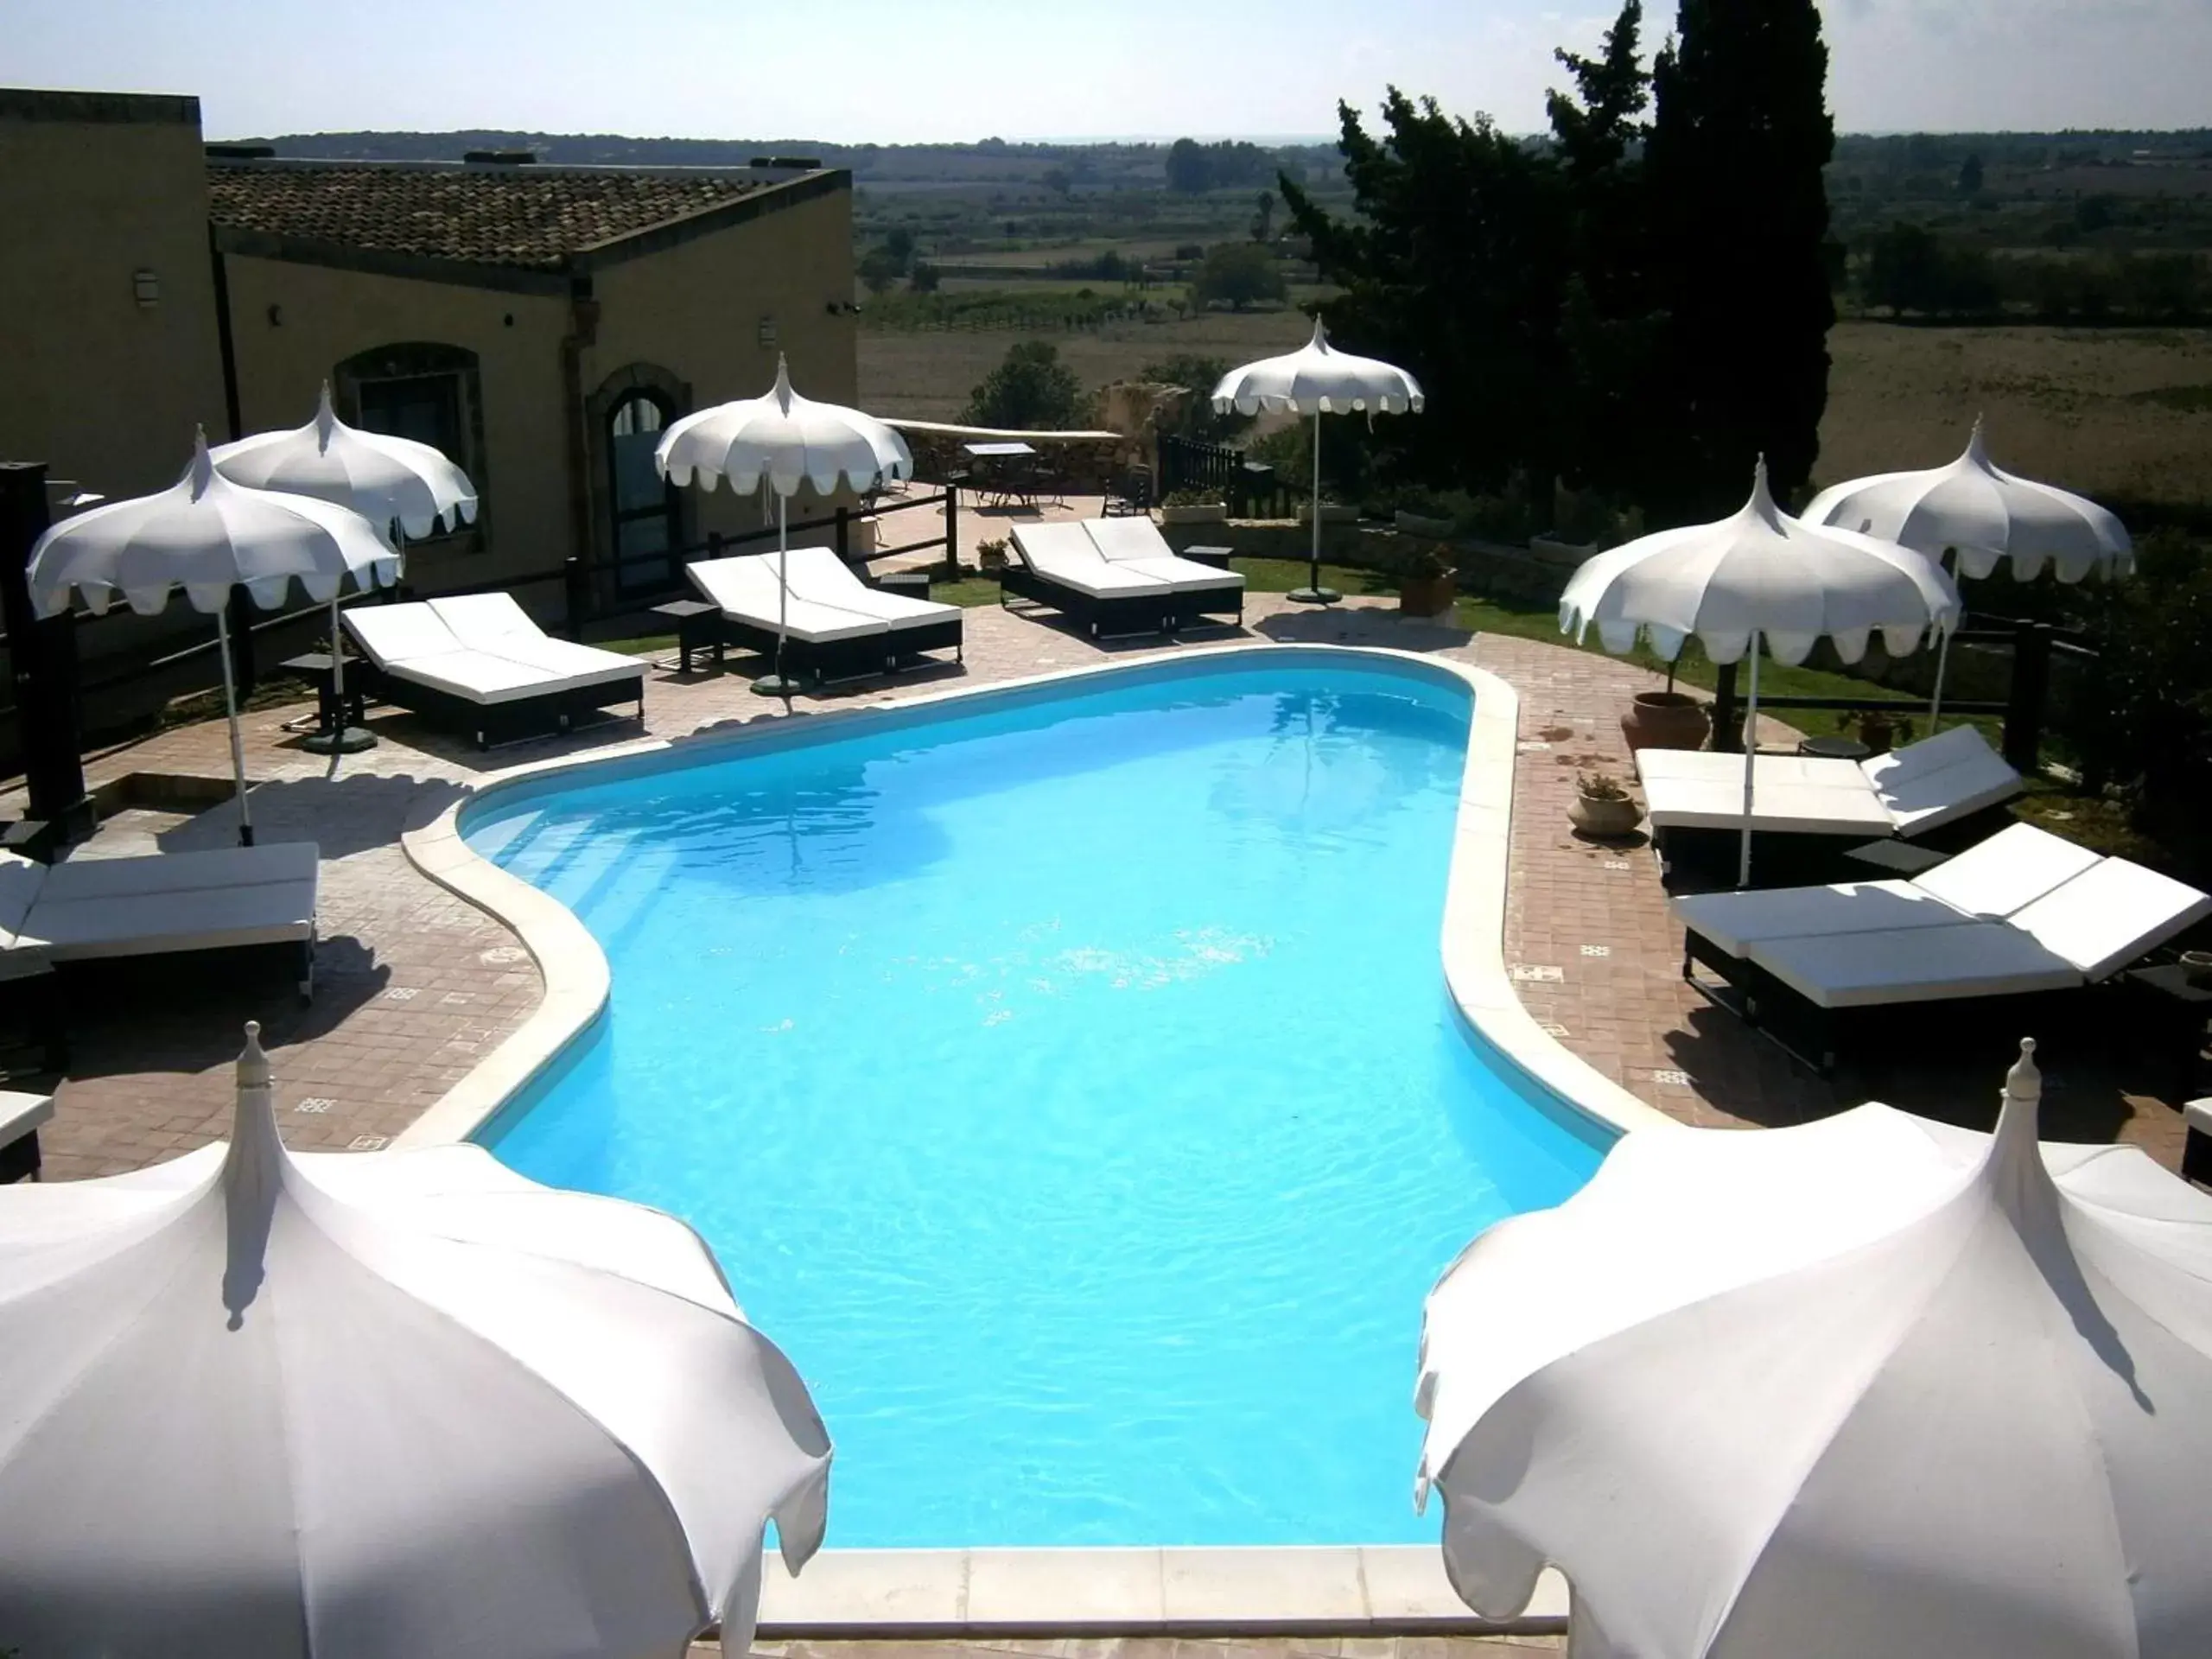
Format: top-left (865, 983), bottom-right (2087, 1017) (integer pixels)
top-left (1737, 631), bottom-right (1760, 889)
top-left (214, 601), bottom-right (255, 847)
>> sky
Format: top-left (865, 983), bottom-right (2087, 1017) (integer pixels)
top-left (6, 0), bottom-right (2209, 142)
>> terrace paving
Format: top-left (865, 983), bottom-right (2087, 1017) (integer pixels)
top-left (704, 1641), bottom-right (1560, 1659)
top-left (16, 588), bottom-right (2190, 1183)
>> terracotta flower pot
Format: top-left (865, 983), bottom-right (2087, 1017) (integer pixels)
top-left (1619, 690), bottom-right (1710, 756)
top-left (1569, 792), bottom-right (1644, 838)
top-left (1400, 571), bottom-right (1457, 618)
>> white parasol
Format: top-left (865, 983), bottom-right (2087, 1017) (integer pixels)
top-left (1805, 417), bottom-right (2132, 728)
top-left (0, 1023), bottom-right (831, 1659)
top-left (1211, 317), bottom-right (1423, 603)
top-left (28, 431), bottom-right (398, 842)
top-left (1415, 1039), bottom-right (2212, 1659)
top-left (211, 382), bottom-right (478, 753)
top-left (657, 355), bottom-right (912, 697)
top-left (1560, 460), bottom-right (1959, 885)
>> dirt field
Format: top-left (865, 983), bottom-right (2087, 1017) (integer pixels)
top-left (858, 307), bottom-right (1322, 423)
top-left (863, 317), bottom-right (2212, 512)
top-left (1822, 323), bottom-right (2212, 512)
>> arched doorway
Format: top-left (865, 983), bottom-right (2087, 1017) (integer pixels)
top-left (607, 390), bottom-right (681, 595)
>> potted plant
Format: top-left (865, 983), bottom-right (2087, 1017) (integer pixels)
top-left (976, 537), bottom-right (1010, 572)
top-left (1398, 544), bottom-right (1458, 618)
top-left (1160, 487), bottom-right (1228, 525)
top-left (1838, 707), bottom-right (1903, 755)
top-left (1620, 690), bottom-right (1711, 755)
top-left (1568, 770), bottom-right (1643, 838)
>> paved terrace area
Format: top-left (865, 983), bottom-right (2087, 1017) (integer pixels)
top-left (15, 584), bottom-right (2191, 1182)
top-left (701, 1640), bottom-right (1560, 1659)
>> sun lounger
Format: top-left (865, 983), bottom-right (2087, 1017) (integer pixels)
top-left (1002, 522), bottom-right (1178, 637)
top-left (1079, 516), bottom-right (1245, 631)
top-left (776, 547), bottom-right (963, 669)
top-left (1672, 822), bottom-right (2211, 1069)
top-left (0, 1087), bottom-right (53, 1182)
top-left (1640, 726), bottom-right (2022, 840)
top-left (686, 553), bottom-right (898, 683)
top-left (343, 594), bottom-right (645, 749)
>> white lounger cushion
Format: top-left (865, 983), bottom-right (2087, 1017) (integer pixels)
top-left (1673, 880), bottom-right (1969, 959)
top-left (1909, 821), bottom-right (2102, 918)
top-left (686, 556), bottom-right (889, 643)
top-left (8, 841), bottom-right (318, 963)
top-left (1081, 518), bottom-right (1246, 594)
top-left (1011, 524), bottom-right (1174, 598)
top-left (1638, 730), bottom-right (2023, 839)
top-left (0, 1088), bottom-right (54, 1147)
top-left (1638, 751), bottom-right (1897, 836)
top-left (1748, 922), bottom-right (2085, 1009)
top-left (1862, 724), bottom-right (2023, 833)
top-left (345, 599), bottom-right (642, 707)
top-left (777, 547), bottom-right (960, 631)
top-left (2005, 859), bottom-right (2212, 980)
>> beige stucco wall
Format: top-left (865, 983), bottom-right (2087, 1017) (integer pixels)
top-left (220, 256), bottom-right (573, 596)
top-left (588, 182), bottom-right (861, 551)
top-left (0, 94), bottom-right (227, 499)
top-left (219, 175), bottom-right (860, 612)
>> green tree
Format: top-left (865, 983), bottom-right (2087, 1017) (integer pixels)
top-left (908, 260), bottom-right (941, 294)
top-left (1166, 137), bottom-right (1211, 194)
top-left (1957, 152), bottom-right (1985, 196)
top-left (883, 226), bottom-right (916, 271)
top-left (856, 245), bottom-right (904, 295)
top-left (960, 341), bottom-right (1085, 429)
top-left (1644, 0), bottom-right (1836, 514)
top-left (1251, 188), bottom-right (1276, 242)
top-left (1191, 240), bottom-right (1287, 309)
top-left (1278, 88), bottom-right (1569, 498)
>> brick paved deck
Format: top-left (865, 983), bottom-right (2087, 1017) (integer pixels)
top-left (15, 590), bottom-right (2190, 1180)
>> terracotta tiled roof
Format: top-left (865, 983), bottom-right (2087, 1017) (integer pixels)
top-left (207, 163), bottom-right (772, 270)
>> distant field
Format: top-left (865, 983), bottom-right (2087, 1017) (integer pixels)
top-left (864, 315), bottom-right (2212, 512)
top-left (1821, 322), bottom-right (2212, 512)
top-left (859, 304), bottom-right (1325, 421)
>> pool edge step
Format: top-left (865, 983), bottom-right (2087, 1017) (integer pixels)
top-left (747, 1546), bottom-right (1569, 1637)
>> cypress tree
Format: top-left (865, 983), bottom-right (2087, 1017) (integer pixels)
top-left (1644, 0), bottom-right (1835, 516)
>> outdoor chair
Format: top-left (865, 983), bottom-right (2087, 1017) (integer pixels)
top-left (686, 554), bottom-right (894, 683)
top-left (1671, 821), bottom-right (2212, 1071)
top-left (1641, 724), bottom-right (2024, 883)
top-left (776, 547), bottom-right (963, 670)
top-left (0, 1088), bottom-right (54, 1183)
top-left (343, 594), bottom-right (646, 750)
top-left (1080, 515), bottom-right (1245, 632)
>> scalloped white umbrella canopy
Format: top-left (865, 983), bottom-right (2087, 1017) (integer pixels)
top-left (1559, 461), bottom-right (1961, 667)
top-left (1804, 418), bottom-right (2132, 584)
top-left (0, 1027), bottom-right (832, 1659)
top-left (1209, 316), bottom-right (1425, 415)
top-left (1415, 1043), bottom-right (2212, 1659)
top-left (656, 355), bottom-right (912, 498)
top-left (28, 430), bottom-right (399, 620)
top-left (209, 381), bottom-right (478, 540)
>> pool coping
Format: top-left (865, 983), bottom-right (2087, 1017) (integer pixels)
top-left (392, 640), bottom-right (1667, 1632)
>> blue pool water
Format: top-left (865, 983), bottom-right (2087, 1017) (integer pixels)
top-left (467, 655), bottom-right (1609, 1548)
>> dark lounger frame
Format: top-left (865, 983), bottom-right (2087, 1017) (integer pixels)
top-left (351, 660), bottom-right (645, 751)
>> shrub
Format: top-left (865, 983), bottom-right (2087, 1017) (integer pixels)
top-left (1191, 242), bottom-right (1287, 310)
top-left (959, 341), bottom-right (1085, 429)
top-left (1137, 354), bottom-right (1253, 443)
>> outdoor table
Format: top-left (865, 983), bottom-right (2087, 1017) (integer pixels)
top-left (279, 652), bottom-right (369, 740)
top-left (651, 598), bottom-right (723, 675)
top-left (875, 569), bottom-right (931, 601)
top-left (963, 441), bottom-right (1039, 509)
top-left (1181, 545), bottom-right (1235, 570)
top-left (1799, 734), bottom-right (1872, 760)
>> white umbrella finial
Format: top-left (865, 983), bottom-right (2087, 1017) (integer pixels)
top-left (315, 380), bottom-right (340, 450)
top-left (188, 426), bottom-right (217, 499)
top-left (772, 353), bottom-right (796, 410)
top-left (223, 1020), bottom-right (285, 1324)
top-left (1308, 314), bottom-right (1329, 349)
top-left (1745, 454), bottom-right (1781, 524)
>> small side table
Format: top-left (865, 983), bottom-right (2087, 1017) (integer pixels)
top-left (2121, 963), bottom-right (2212, 1103)
top-left (652, 599), bottom-right (724, 675)
top-left (876, 569), bottom-right (931, 601)
top-left (279, 652), bottom-right (375, 754)
top-left (1799, 735), bottom-right (1872, 761)
top-left (1181, 545), bottom-right (1235, 570)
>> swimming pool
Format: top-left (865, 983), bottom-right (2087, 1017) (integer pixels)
top-left (464, 653), bottom-right (1611, 1548)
